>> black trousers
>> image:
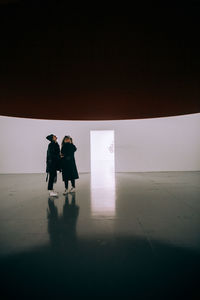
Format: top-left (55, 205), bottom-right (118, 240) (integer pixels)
top-left (65, 179), bottom-right (75, 189)
top-left (48, 170), bottom-right (57, 190)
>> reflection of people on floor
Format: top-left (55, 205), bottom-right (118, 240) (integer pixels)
top-left (47, 197), bottom-right (60, 250)
top-left (62, 193), bottom-right (79, 248)
top-left (47, 194), bottom-right (79, 252)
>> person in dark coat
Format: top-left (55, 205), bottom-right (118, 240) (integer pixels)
top-left (46, 134), bottom-right (61, 197)
top-left (61, 135), bottom-right (79, 194)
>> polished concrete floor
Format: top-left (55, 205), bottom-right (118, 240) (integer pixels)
top-left (0, 172), bottom-right (200, 299)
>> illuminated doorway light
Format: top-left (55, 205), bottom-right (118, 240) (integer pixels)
top-left (90, 130), bottom-right (116, 217)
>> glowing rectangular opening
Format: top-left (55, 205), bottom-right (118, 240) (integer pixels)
top-left (90, 130), bottom-right (116, 217)
top-left (90, 130), bottom-right (115, 174)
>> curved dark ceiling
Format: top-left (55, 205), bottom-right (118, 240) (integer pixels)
top-left (0, 1), bottom-right (200, 120)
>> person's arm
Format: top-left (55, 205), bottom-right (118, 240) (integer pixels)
top-left (47, 144), bottom-right (52, 159)
top-left (61, 145), bottom-right (64, 156)
top-left (49, 143), bottom-right (59, 160)
top-left (72, 144), bottom-right (77, 152)
top-left (57, 143), bottom-right (61, 153)
top-left (46, 145), bottom-right (52, 173)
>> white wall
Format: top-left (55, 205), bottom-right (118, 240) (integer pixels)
top-left (0, 113), bottom-right (200, 173)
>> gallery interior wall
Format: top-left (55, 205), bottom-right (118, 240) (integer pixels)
top-left (0, 113), bottom-right (200, 174)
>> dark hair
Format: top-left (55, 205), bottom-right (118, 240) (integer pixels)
top-left (61, 135), bottom-right (71, 148)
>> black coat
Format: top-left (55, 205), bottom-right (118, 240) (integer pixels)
top-left (61, 143), bottom-right (79, 180)
top-left (46, 141), bottom-right (61, 173)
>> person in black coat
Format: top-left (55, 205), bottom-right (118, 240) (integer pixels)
top-left (61, 135), bottom-right (79, 194)
top-left (46, 134), bottom-right (61, 197)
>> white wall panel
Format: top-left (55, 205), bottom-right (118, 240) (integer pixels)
top-left (0, 113), bottom-right (199, 173)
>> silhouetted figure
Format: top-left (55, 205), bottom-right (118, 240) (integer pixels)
top-left (61, 135), bottom-right (79, 194)
top-left (46, 134), bottom-right (61, 197)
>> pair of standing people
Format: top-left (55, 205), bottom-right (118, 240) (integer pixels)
top-left (46, 134), bottom-right (79, 197)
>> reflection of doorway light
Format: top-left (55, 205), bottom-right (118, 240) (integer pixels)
top-left (90, 130), bottom-right (116, 217)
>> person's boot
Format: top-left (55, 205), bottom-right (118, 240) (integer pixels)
top-left (49, 190), bottom-right (58, 197)
top-left (63, 189), bottom-right (70, 195)
top-left (69, 187), bottom-right (76, 193)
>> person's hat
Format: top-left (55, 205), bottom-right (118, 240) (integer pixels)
top-left (46, 134), bottom-right (54, 141)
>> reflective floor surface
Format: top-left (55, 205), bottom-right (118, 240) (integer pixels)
top-left (0, 172), bottom-right (200, 299)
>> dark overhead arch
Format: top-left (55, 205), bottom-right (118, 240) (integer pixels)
top-left (0, 2), bottom-right (200, 120)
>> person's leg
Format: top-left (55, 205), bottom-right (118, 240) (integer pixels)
top-left (71, 179), bottom-right (75, 188)
top-left (69, 179), bottom-right (76, 192)
top-left (48, 170), bottom-right (58, 196)
top-left (65, 180), bottom-right (69, 190)
top-left (63, 179), bottom-right (69, 195)
top-left (48, 171), bottom-right (56, 190)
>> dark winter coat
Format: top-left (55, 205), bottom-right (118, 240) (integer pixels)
top-left (61, 143), bottom-right (79, 181)
top-left (46, 141), bottom-right (61, 173)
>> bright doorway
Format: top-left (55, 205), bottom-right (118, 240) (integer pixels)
top-left (90, 130), bottom-right (116, 217)
top-left (90, 130), bottom-right (115, 174)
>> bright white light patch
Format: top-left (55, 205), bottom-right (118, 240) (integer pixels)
top-left (90, 130), bottom-right (116, 217)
